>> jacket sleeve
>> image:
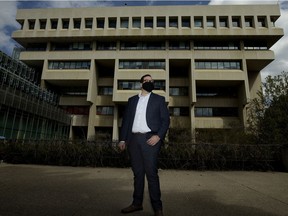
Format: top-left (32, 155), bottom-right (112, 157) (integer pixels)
top-left (157, 96), bottom-right (170, 140)
top-left (119, 97), bottom-right (132, 142)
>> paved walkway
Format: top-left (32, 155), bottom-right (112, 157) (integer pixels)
top-left (0, 163), bottom-right (288, 216)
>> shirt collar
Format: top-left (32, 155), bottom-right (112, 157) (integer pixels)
top-left (138, 92), bottom-right (151, 98)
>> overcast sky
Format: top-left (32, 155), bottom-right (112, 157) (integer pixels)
top-left (0, 0), bottom-right (287, 79)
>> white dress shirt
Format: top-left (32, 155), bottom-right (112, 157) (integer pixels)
top-left (132, 93), bottom-right (152, 133)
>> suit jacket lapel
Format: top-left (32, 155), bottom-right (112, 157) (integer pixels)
top-left (131, 95), bottom-right (139, 122)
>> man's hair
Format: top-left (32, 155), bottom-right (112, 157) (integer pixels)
top-left (140, 74), bottom-right (152, 83)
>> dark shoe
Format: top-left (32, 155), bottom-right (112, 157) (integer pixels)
top-left (121, 204), bottom-right (143, 214)
top-left (154, 210), bottom-right (164, 216)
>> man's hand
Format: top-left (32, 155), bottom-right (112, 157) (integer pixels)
top-left (147, 135), bottom-right (160, 146)
top-left (118, 141), bottom-right (126, 151)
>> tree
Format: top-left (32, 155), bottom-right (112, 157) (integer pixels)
top-left (247, 71), bottom-right (288, 144)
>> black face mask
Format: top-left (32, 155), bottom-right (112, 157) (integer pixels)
top-left (142, 82), bottom-right (154, 92)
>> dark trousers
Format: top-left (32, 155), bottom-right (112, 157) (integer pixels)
top-left (128, 133), bottom-right (162, 211)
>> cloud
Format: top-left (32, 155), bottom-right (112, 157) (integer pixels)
top-left (0, 1), bottom-right (20, 55)
top-left (209, 0), bottom-right (288, 80)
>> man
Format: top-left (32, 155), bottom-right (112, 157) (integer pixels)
top-left (118, 74), bottom-right (170, 216)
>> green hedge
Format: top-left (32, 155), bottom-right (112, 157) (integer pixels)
top-left (0, 140), bottom-right (284, 171)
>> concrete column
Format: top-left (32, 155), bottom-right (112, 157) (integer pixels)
top-left (112, 105), bottom-right (119, 141)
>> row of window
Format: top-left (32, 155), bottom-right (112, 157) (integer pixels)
top-left (47, 60), bottom-right (242, 71)
top-left (62, 86), bottom-right (238, 97)
top-left (119, 60), bottom-right (165, 70)
top-left (26, 40), bottom-right (268, 51)
top-left (63, 106), bottom-right (238, 117)
top-left (195, 61), bottom-right (242, 70)
top-left (22, 15), bottom-right (277, 31)
top-left (48, 61), bottom-right (91, 70)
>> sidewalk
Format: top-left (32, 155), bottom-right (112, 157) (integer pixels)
top-left (0, 163), bottom-right (288, 216)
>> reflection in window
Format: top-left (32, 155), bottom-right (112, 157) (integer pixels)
top-left (232, 17), bottom-right (241, 27)
top-left (207, 17), bottom-right (215, 27)
top-left (132, 17), bottom-right (141, 28)
top-left (109, 17), bottom-right (117, 28)
top-left (120, 17), bottom-right (129, 28)
top-left (169, 41), bottom-right (190, 50)
top-left (98, 87), bottom-right (113, 95)
top-left (97, 106), bottom-right (114, 115)
top-left (170, 87), bottom-right (189, 96)
top-left (96, 42), bottom-right (116, 50)
top-left (195, 107), bottom-right (238, 117)
top-left (119, 60), bottom-right (165, 69)
top-left (157, 17), bottom-right (165, 28)
top-left (182, 17), bottom-right (190, 28)
top-left (194, 41), bottom-right (239, 50)
top-left (194, 17), bottom-right (203, 27)
top-left (145, 17), bottom-right (153, 28)
top-left (169, 17), bottom-right (178, 28)
top-left (97, 18), bottom-right (105, 28)
top-left (169, 107), bottom-right (189, 116)
top-left (48, 61), bottom-right (91, 69)
top-left (195, 61), bottom-right (241, 70)
top-left (120, 41), bottom-right (165, 50)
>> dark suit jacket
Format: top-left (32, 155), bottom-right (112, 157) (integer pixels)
top-left (120, 92), bottom-right (170, 143)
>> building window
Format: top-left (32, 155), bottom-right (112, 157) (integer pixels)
top-left (26, 43), bottom-right (47, 51)
top-left (39, 20), bottom-right (46, 30)
top-left (196, 87), bottom-right (238, 98)
top-left (97, 18), bottom-right (105, 28)
top-left (118, 80), bottom-right (165, 90)
top-left (194, 41), bottom-right (240, 50)
top-left (98, 87), bottom-right (113, 95)
top-left (108, 17), bottom-right (117, 28)
top-left (169, 107), bottom-right (189, 116)
top-left (51, 42), bottom-right (92, 51)
top-left (194, 17), bottom-right (203, 28)
top-left (232, 16), bottom-right (241, 27)
top-left (270, 16), bottom-right (278, 27)
top-left (120, 41), bottom-right (165, 50)
top-left (64, 106), bottom-right (89, 115)
top-left (157, 17), bottom-right (165, 28)
top-left (169, 87), bottom-right (189, 96)
top-left (50, 19), bottom-right (58, 29)
top-left (195, 107), bottom-right (238, 117)
top-left (169, 17), bottom-right (178, 28)
top-left (48, 61), bottom-right (91, 70)
top-left (195, 61), bottom-right (241, 70)
top-left (18, 20), bottom-right (24, 30)
top-left (97, 106), bottom-right (114, 115)
top-left (96, 42), bottom-right (116, 50)
top-left (119, 60), bottom-right (165, 69)
top-left (62, 19), bottom-right (69, 29)
top-left (219, 17), bottom-right (228, 27)
top-left (85, 18), bottom-right (93, 29)
top-left (154, 81), bottom-right (165, 90)
top-left (244, 40), bottom-right (268, 50)
top-left (258, 16), bottom-right (267, 27)
top-left (145, 17), bottom-right (153, 28)
top-left (118, 81), bottom-right (141, 90)
top-left (120, 17), bottom-right (129, 28)
top-left (182, 16), bottom-right (190, 28)
top-left (28, 19), bottom-right (35, 30)
top-left (207, 17), bottom-right (216, 27)
top-left (132, 17), bottom-right (141, 28)
top-left (169, 41), bottom-right (190, 50)
top-left (73, 18), bottom-right (81, 29)
top-left (61, 86), bottom-right (88, 96)
top-left (245, 16), bottom-right (253, 27)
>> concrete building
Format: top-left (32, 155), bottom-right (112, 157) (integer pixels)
top-left (12, 4), bottom-right (283, 141)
